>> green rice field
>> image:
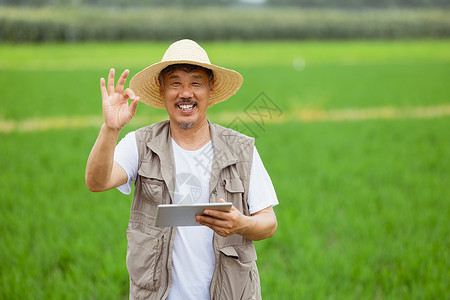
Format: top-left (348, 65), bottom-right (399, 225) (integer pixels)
top-left (0, 40), bottom-right (449, 299)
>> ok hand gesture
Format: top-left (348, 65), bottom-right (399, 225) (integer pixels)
top-left (100, 68), bottom-right (140, 130)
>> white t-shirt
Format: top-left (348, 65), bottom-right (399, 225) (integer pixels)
top-left (114, 131), bottom-right (278, 300)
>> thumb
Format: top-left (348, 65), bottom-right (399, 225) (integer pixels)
top-left (218, 198), bottom-right (225, 203)
top-left (129, 96), bottom-right (140, 117)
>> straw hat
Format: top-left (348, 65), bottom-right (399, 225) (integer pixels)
top-left (129, 39), bottom-right (243, 109)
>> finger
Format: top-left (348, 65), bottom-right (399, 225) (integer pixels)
top-left (100, 77), bottom-right (107, 100)
top-left (197, 215), bottom-right (227, 227)
top-left (123, 88), bottom-right (136, 101)
top-left (107, 68), bottom-right (115, 95)
top-left (201, 222), bottom-right (230, 237)
top-left (115, 69), bottom-right (130, 93)
top-left (196, 214), bottom-right (209, 225)
top-left (212, 227), bottom-right (229, 237)
top-left (203, 209), bottom-right (227, 219)
top-left (129, 97), bottom-right (140, 117)
top-left (204, 198), bottom-right (226, 215)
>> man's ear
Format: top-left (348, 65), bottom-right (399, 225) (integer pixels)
top-left (209, 78), bottom-right (215, 96)
top-left (159, 82), bottom-right (164, 98)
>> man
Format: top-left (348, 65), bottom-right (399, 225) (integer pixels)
top-left (85, 39), bottom-right (278, 300)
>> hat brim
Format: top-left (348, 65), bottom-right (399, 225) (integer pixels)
top-left (129, 60), bottom-right (243, 110)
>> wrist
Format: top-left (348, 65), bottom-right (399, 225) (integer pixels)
top-left (236, 214), bottom-right (252, 237)
top-left (101, 123), bottom-right (122, 136)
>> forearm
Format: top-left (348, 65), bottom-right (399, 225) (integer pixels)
top-left (238, 208), bottom-right (278, 241)
top-left (85, 124), bottom-right (121, 191)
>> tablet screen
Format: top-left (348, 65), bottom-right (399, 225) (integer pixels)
top-left (154, 202), bottom-right (232, 227)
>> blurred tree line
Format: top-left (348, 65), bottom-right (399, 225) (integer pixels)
top-left (1, 0), bottom-right (448, 42)
top-left (1, 0), bottom-right (448, 8)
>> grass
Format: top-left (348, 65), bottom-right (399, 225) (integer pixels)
top-left (0, 40), bottom-right (449, 299)
top-left (1, 41), bottom-right (449, 120)
top-left (0, 130), bottom-right (132, 299)
top-left (256, 119), bottom-right (449, 299)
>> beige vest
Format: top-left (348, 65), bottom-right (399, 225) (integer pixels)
top-left (126, 120), bottom-right (261, 300)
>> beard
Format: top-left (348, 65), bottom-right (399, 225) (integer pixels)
top-left (179, 121), bottom-right (196, 130)
top-left (174, 98), bottom-right (198, 130)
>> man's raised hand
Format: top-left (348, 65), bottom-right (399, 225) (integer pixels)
top-left (100, 68), bottom-right (140, 130)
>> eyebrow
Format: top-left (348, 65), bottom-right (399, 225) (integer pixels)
top-left (167, 73), bottom-right (205, 81)
top-left (168, 74), bottom-right (181, 80)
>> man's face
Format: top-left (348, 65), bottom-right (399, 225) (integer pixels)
top-left (160, 68), bottom-right (213, 130)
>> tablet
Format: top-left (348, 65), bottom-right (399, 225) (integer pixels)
top-left (154, 202), bottom-right (232, 227)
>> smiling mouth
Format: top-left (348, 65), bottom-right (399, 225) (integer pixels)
top-left (177, 103), bottom-right (197, 112)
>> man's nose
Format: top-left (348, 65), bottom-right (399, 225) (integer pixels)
top-left (179, 84), bottom-right (194, 98)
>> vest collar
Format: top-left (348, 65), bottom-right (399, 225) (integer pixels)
top-left (145, 121), bottom-right (176, 202)
top-left (146, 120), bottom-right (239, 168)
top-left (208, 120), bottom-right (241, 196)
top-left (208, 120), bottom-right (239, 169)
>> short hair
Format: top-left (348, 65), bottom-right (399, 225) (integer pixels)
top-left (158, 63), bottom-right (214, 87)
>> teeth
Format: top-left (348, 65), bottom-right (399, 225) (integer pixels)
top-left (179, 104), bottom-right (194, 111)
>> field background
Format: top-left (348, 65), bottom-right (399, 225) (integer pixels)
top-left (1, 10), bottom-right (449, 298)
top-left (1, 7), bottom-right (449, 42)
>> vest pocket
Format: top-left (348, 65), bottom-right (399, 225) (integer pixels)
top-left (126, 227), bottom-right (164, 292)
top-left (217, 244), bottom-right (260, 299)
top-left (138, 163), bottom-right (165, 204)
top-left (224, 178), bottom-right (245, 204)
